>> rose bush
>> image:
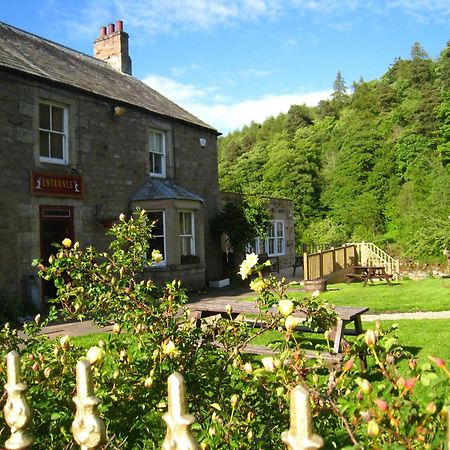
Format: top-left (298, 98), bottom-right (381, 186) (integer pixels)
top-left (0, 211), bottom-right (447, 448)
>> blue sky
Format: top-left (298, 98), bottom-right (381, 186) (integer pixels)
top-left (2, 1), bottom-right (449, 134)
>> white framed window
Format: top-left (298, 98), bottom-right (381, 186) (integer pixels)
top-left (267, 220), bottom-right (285, 256)
top-left (180, 211), bottom-right (195, 256)
top-left (247, 220), bottom-right (285, 257)
top-left (148, 210), bottom-right (166, 265)
top-left (39, 101), bottom-right (68, 164)
top-left (149, 129), bottom-right (166, 177)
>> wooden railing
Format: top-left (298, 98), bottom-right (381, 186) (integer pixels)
top-left (303, 244), bottom-right (357, 281)
top-left (351, 242), bottom-right (400, 279)
top-left (2, 350), bottom-right (323, 450)
top-left (303, 243), bottom-right (400, 281)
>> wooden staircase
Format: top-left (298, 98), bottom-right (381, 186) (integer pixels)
top-left (350, 242), bottom-right (400, 279)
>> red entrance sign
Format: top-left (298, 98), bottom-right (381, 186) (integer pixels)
top-left (31, 172), bottom-right (83, 198)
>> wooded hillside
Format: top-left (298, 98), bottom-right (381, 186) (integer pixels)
top-left (218, 42), bottom-right (450, 259)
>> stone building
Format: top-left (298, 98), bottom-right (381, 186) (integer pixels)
top-left (0, 20), bottom-right (223, 308)
top-left (0, 20), bottom-right (296, 310)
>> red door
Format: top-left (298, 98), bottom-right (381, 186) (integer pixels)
top-left (40, 206), bottom-right (74, 303)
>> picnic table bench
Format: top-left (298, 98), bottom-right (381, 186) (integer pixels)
top-left (188, 299), bottom-right (368, 368)
top-left (346, 266), bottom-right (393, 286)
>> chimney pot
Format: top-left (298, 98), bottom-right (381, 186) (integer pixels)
top-left (116, 20), bottom-right (123, 32)
top-left (108, 23), bottom-right (115, 34)
top-left (99, 26), bottom-right (107, 37)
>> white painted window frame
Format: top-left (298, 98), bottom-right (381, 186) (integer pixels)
top-left (179, 211), bottom-right (196, 256)
top-left (39, 100), bottom-right (69, 165)
top-left (247, 220), bottom-right (285, 257)
top-left (149, 129), bottom-right (166, 178)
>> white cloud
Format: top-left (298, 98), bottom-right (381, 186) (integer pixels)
top-left (143, 74), bottom-right (216, 103)
top-left (59, 0), bottom-right (450, 41)
top-left (143, 73), bottom-right (331, 133)
top-left (191, 90), bottom-right (332, 133)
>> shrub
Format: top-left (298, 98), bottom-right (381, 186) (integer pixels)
top-left (0, 210), bottom-right (446, 448)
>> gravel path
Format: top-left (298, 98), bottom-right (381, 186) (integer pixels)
top-left (362, 311), bottom-right (450, 321)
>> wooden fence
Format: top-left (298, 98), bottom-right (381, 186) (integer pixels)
top-left (2, 350), bottom-right (326, 450)
top-left (303, 244), bottom-right (357, 281)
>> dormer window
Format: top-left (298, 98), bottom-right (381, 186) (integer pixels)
top-left (39, 101), bottom-right (68, 164)
top-left (149, 129), bottom-right (166, 177)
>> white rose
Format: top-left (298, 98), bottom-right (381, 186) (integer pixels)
top-left (238, 260), bottom-right (252, 280)
top-left (261, 356), bottom-right (275, 372)
top-left (86, 346), bottom-right (105, 365)
top-left (245, 252), bottom-right (259, 268)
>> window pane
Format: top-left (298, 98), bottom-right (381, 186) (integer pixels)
top-left (276, 222), bottom-right (283, 237)
top-left (52, 106), bottom-right (64, 132)
top-left (277, 238), bottom-right (283, 254)
top-left (151, 236), bottom-right (165, 258)
top-left (39, 131), bottom-right (49, 157)
top-left (150, 132), bottom-right (162, 154)
top-left (148, 211), bottom-right (164, 235)
top-left (150, 153), bottom-right (162, 174)
top-left (268, 223), bottom-right (275, 238)
top-left (181, 237), bottom-right (192, 255)
top-left (39, 103), bottom-right (50, 129)
top-left (181, 213), bottom-right (192, 234)
top-left (50, 133), bottom-right (63, 159)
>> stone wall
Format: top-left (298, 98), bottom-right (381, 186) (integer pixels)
top-left (0, 71), bottom-right (222, 306)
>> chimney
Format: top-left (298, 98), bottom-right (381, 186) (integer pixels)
top-left (93, 20), bottom-right (132, 75)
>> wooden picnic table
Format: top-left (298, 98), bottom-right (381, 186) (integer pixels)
top-left (346, 265), bottom-right (392, 286)
top-left (188, 299), bottom-right (369, 367)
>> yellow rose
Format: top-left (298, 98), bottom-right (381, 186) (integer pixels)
top-left (285, 315), bottom-right (298, 331)
top-left (367, 420), bottom-right (379, 437)
top-left (162, 340), bottom-right (180, 358)
top-left (62, 238), bottom-right (72, 248)
top-left (151, 249), bottom-right (163, 263)
top-left (249, 278), bottom-right (265, 293)
top-left (278, 300), bottom-right (294, 317)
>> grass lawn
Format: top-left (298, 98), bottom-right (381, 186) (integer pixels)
top-left (364, 318), bottom-right (450, 362)
top-left (249, 319), bottom-right (450, 363)
top-left (73, 318), bottom-right (449, 367)
top-left (290, 278), bottom-right (450, 313)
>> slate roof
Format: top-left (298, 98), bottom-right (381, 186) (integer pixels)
top-left (130, 179), bottom-right (204, 203)
top-left (0, 22), bottom-right (216, 132)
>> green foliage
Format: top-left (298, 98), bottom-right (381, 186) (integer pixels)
top-left (217, 40), bottom-right (450, 259)
top-left (210, 193), bottom-right (271, 256)
top-left (0, 220), bottom-right (448, 448)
